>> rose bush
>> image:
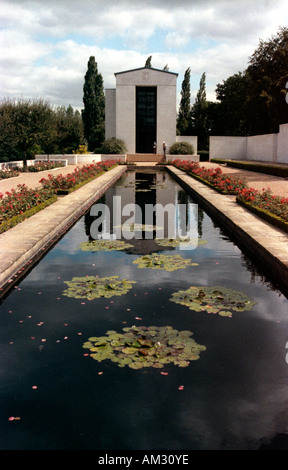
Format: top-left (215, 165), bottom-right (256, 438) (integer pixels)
top-left (39, 160), bottom-right (119, 192)
top-left (24, 161), bottom-right (65, 172)
top-left (0, 168), bottom-right (20, 179)
top-left (0, 184), bottom-right (55, 223)
top-left (172, 159), bottom-right (247, 195)
top-left (172, 159), bottom-right (288, 230)
top-left (237, 187), bottom-right (288, 224)
top-left (0, 159), bottom-right (119, 232)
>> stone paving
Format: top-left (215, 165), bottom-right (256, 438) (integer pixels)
top-left (0, 164), bottom-right (82, 194)
top-left (201, 161), bottom-right (288, 198)
top-left (1, 161), bottom-right (288, 297)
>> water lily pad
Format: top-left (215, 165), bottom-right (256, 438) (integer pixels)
top-left (170, 286), bottom-right (256, 317)
top-left (83, 325), bottom-right (206, 369)
top-left (156, 238), bottom-right (208, 248)
top-left (62, 275), bottom-right (136, 300)
top-left (80, 240), bottom-right (134, 251)
top-left (114, 223), bottom-right (162, 233)
top-left (132, 253), bottom-right (198, 271)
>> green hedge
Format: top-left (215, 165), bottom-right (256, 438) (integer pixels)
top-left (97, 138), bottom-right (127, 154)
top-left (236, 197), bottom-right (288, 234)
top-left (0, 196), bottom-right (58, 234)
top-left (169, 142), bottom-right (195, 155)
top-left (211, 159), bottom-right (288, 178)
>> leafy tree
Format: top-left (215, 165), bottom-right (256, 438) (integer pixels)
top-left (0, 100), bottom-right (84, 162)
top-left (145, 56), bottom-right (152, 67)
top-left (213, 72), bottom-right (250, 135)
top-left (0, 99), bottom-right (21, 161)
top-left (0, 99), bottom-right (55, 167)
top-left (54, 105), bottom-right (84, 153)
top-left (245, 26), bottom-right (288, 134)
top-left (210, 27), bottom-right (288, 137)
top-left (82, 56), bottom-right (105, 151)
top-left (177, 67), bottom-right (191, 135)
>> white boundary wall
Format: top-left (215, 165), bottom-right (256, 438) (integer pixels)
top-left (1, 153), bottom-right (199, 170)
top-left (36, 154), bottom-right (126, 164)
top-left (0, 155), bottom-right (126, 170)
top-left (209, 136), bottom-right (247, 160)
top-left (210, 123), bottom-right (288, 164)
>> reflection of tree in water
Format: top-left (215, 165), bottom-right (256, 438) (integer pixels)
top-left (241, 254), bottom-right (285, 296)
top-left (177, 189), bottom-right (204, 237)
top-left (84, 194), bottom-right (105, 239)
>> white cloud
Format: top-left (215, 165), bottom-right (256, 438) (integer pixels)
top-left (165, 32), bottom-right (190, 49)
top-left (0, 0), bottom-right (288, 108)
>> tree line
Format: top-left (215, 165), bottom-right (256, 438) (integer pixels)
top-left (0, 56), bottom-right (105, 164)
top-left (177, 26), bottom-right (288, 149)
top-left (0, 100), bottom-right (85, 163)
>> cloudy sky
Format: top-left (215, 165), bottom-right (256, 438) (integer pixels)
top-left (1, 0), bottom-right (288, 111)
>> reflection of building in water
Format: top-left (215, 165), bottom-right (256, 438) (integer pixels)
top-left (108, 170), bottom-right (178, 238)
top-left (86, 170), bottom-right (197, 254)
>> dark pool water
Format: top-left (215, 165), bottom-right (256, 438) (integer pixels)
top-left (1, 169), bottom-right (288, 450)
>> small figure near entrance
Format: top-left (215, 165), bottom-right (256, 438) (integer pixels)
top-left (162, 141), bottom-right (167, 158)
top-left (153, 142), bottom-right (157, 154)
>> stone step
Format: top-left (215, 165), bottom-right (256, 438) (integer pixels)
top-left (126, 153), bottom-right (164, 162)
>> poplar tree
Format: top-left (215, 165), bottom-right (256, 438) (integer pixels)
top-left (177, 67), bottom-right (191, 135)
top-left (191, 72), bottom-right (209, 148)
top-left (82, 56), bottom-right (105, 151)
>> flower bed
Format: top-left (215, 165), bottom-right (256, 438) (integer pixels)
top-left (0, 160), bottom-right (120, 233)
top-left (236, 187), bottom-right (288, 233)
top-left (39, 160), bottom-right (119, 194)
top-left (23, 161), bottom-right (65, 172)
top-left (0, 184), bottom-right (56, 233)
top-left (0, 168), bottom-right (20, 179)
top-left (172, 159), bottom-right (288, 232)
top-left (172, 159), bottom-right (247, 195)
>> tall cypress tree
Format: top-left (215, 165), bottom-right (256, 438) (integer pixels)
top-left (191, 72), bottom-right (209, 148)
top-left (177, 67), bottom-right (191, 135)
top-left (82, 56), bottom-right (105, 151)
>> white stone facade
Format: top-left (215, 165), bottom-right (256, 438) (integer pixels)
top-left (105, 67), bottom-right (178, 154)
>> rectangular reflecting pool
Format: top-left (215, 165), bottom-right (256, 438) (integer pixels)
top-left (1, 169), bottom-right (288, 450)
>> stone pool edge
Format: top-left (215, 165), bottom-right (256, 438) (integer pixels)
top-left (0, 165), bottom-right (126, 298)
top-left (167, 165), bottom-right (288, 295)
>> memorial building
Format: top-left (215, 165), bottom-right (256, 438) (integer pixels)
top-left (105, 66), bottom-right (179, 155)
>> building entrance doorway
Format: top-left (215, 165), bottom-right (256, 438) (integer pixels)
top-left (136, 87), bottom-right (157, 153)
